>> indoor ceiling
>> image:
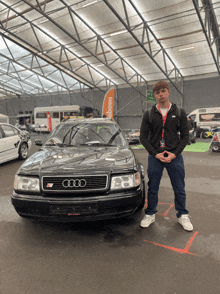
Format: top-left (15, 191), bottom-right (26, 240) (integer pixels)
top-left (0, 0), bottom-right (219, 99)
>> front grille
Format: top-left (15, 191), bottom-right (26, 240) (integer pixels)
top-left (42, 175), bottom-right (108, 192)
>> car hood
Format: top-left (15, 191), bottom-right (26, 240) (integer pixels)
top-left (18, 146), bottom-right (137, 176)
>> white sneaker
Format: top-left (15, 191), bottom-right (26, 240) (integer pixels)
top-left (178, 214), bottom-right (193, 231)
top-left (140, 214), bottom-right (155, 228)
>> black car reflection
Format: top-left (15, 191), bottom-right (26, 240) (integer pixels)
top-left (11, 118), bottom-right (145, 222)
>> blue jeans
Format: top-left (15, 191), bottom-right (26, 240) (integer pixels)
top-left (145, 154), bottom-right (188, 218)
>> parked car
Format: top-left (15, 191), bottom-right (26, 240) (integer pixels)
top-left (0, 123), bottom-right (32, 164)
top-left (29, 123), bottom-right (36, 132)
top-left (126, 129), bottom-right (140, 144)
top-left (201, 127), bottom-right (220, 139)
top-left (11, 118), bottom-right (145, 222)
top-left (15, 123), bottom-right (27, 131)
top-left (35, 124), bottom-right (48, 134)
top-left (189, 129), bottom-right (196, 143)
top-left (209, 131), bottom-right (220, 152)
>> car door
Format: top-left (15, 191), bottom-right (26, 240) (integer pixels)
top-left (0, 126), bottom-right (7, 163)
top-left (1, 125), bottom-right (20, 161)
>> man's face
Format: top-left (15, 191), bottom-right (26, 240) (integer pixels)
top-left (154, 88), bottom-right (170, 104)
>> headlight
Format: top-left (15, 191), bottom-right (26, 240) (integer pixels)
top-left (14, 175), bottom-right (40, 192)
top-left (110, 172), bottom-right (140, 190)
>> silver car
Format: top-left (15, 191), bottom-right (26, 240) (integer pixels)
top-left (0, 123), bottom-right (32, 164)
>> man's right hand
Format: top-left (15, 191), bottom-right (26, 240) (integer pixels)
top-left (155, 152), bottom-right (167, 162)
top-left (155, 151), bottom-right (173, 163)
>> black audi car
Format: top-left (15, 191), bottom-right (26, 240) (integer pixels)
top-left (11, 118), bottom-right (145, 222)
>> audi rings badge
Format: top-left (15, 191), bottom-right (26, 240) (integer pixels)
top-left (62, 179), bottom-right (87, 188)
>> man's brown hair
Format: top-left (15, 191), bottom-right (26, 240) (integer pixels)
top-left (152, 80), bottom-right (170, 93)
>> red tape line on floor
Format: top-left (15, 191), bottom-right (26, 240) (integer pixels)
top-left (144, 231), bottom-right (198, 256)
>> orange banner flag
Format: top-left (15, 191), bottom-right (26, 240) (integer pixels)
top-left (46, 112), bottom-right (52, 132)
top-left (102, 89), bottom-right (115, 119)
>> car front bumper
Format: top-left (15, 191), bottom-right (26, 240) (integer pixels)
top-left (11, 188), bottom-right (144, 222)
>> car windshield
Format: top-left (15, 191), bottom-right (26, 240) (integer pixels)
top-left (45, 122), bottom-right (127, 147)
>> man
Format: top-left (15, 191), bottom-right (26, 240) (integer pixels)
top-left (25, 118), bottom-right (30, 133)
top-left (140, 80), bottom-right (193, 231)
top-left (87, 113), bottom-right (94, 118)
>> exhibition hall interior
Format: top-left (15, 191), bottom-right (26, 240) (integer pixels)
top-left (1, 1), bottom-right (220, 294)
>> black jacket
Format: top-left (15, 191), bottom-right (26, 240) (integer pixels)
top-left (140, 103), bottom-right (189, 157)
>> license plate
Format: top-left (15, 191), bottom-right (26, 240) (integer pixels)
top-left (49, 204), bottom-right (98, 216)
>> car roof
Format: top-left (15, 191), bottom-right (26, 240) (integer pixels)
top-left (0, 122), bottom-right (20, 129)
top-left (62, 118), bottom-right (116, 125)
top-left (0, 122), bottom-right (13, 126)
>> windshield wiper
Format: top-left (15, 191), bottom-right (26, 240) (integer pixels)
top-left (45, 142), bottom-right (78, 147)
top-left (107, 130), bottom-right (121, 145)
top-left (61, 124), bottom-right (80, 145)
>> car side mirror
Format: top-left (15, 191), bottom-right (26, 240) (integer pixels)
top-left (35, 139), bottom-right (43, 146)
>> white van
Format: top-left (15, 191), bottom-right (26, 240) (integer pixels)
top-left (188, 107), bottom-right (220, 130)
top-left (34, 105), bottom-right (81, 132)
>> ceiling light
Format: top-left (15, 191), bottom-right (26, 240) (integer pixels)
top-left (178, 47), bottom-right (195, 51)
top-left (96, 64), bottom-right (105, 67)
top-left (110, 30), bottom-right (127, 37)
top-left (82, 1), bottom-right (98, 8)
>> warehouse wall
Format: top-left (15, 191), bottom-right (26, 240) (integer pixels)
top-left (0, 99), bottom-right (7, 116)
top-left (183, 76), bottom-right (220, 114)
top-left (1, 75), bottom-right (220, 129)
top-left (2, 90), bottom-right (95, 125)
top-left (114, 86), bottom-right (146, 130)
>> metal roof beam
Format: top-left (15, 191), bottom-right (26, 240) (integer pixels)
top-left (0, 1), bottom-right (109, 92)
top-left (0, 35), bottom-right (83, 95)
top-left (192, 0), bottom-right (220, 74)
top-left (0, 56), bottom-right (47, 94)
top-left (60, 0), bottom-right (149, 87)
top-left (22, 0), bottom-right (149, 99)
top-left (103, 0), bottom-right (184, 96)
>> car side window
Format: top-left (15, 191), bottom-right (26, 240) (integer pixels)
top-left (13, 127), bottom-right (19, 135)
top-left (1, 125), bottom-right (16, 137)
top-left (0, 128), bottom-right (3, 139)
top-left (190, 114), bottom-right (196, 121)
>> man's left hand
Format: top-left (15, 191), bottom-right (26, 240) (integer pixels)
top-left (164, 151), bottom-right (176, 163)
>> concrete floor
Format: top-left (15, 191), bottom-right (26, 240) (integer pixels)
top-left (1, 136), bottom-right (220, 294)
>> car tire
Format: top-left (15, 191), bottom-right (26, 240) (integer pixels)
top-left (136, 182), bottom-right (146, 212)
top-left (211, 143), bottom-right (220, 152)
top-left (196, 130), bottom-right (200, 138)
top-left (18, 142), bottom-right (28, 160)
top-left (202, 132), bottom-right (208, 139)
